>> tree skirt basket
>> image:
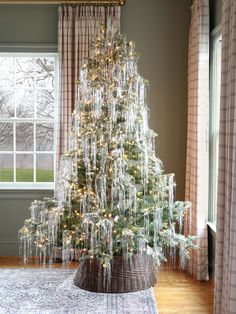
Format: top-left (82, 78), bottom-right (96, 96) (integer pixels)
top-left (74, 254), bottom-right (156, 293)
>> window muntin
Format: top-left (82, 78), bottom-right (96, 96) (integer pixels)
top-left (0, 54), bottom-right (57, 189)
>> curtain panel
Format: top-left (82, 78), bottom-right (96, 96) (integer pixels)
top-left (185, 0), bottom-right (209, 281)
top-left (214, 1), bottom-right (236, 313)
top-left (57, 5), bottom-right (120, 165)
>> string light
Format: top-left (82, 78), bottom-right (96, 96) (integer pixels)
top-left (18, 20), bottom-right (194, 272)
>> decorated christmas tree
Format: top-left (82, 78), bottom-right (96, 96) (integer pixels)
top-left (19, 22), bottom-right (196, 291)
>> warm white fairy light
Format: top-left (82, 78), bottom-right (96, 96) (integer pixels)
top-left (18, 21), bottom-right (195, 271)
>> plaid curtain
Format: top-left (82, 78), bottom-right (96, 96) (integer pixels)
top-left (214, 1), bottom-right (236, 313)
top-left (57, 5), bottom-right (120, 165)
top-left (185, 0), bottom-right (209, 280)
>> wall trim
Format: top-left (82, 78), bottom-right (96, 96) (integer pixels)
top-left (0, 43), bottom-right (58, 52)
top-left (0, 190), bottom-right (53, 200)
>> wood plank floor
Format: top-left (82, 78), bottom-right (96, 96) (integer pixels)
top-left (0, 257), bottom-right (214, 314)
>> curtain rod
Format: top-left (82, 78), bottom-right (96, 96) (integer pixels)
top-left (0, 0), bottom-right (125, 4)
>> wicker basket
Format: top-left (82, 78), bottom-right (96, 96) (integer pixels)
top-left (74, 254), bottom-right (156, 293)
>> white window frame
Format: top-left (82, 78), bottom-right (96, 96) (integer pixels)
top-left (0, 52), bottom-right (58, 190)
top-left (209, 27), bottom-right (222, 226)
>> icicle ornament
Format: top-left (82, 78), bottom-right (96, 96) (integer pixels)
top-left (18, 21), bottom-right (197, 271)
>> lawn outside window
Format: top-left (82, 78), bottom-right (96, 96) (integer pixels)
top-left (0, 53), bottom-right (58, 190)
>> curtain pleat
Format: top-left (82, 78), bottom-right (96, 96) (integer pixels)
top-left (185, 0), bottom-right (209, 281)
top-left (214, 1), bottom-right (236, 313)
top-left (57, 5), bottom-right (120, 165)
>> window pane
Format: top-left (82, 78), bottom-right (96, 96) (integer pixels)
top-left (0, 54), bottom-right (57, 185)
top-left (36, 154), bottom-right (53, 182)
top-left (36, 89), bottom-right (54, 119)
top-left (0, 90), bottom-right (14, 118)
top-left (35, 57), bottom-right (54, 89)
top-left (16, 89), bottom-right (34, 118)
top-left (0, 57), bottom-right (14, 90)
top-left (36, 123), bottom-right (54, 151)
top-left (0, 123), bottom-right (13, 151)
top-left (16, 122), bottom-right (34, 151)
top-left (15, 57), bottom-right (35, 89)
top-left (16, 154), bottom-right (33, 182)
top-left (210, 34), bottom-right (222, 224)
top-left (0, 154), bottom-right (13, 182)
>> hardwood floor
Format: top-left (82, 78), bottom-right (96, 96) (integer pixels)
top-left (155, 267), bottom-right (214, 313)
top-left (0, 257), bottom-right (214, 314)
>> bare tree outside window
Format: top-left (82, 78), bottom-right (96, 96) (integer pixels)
top-left (0, 55), bottom-right (57, 186)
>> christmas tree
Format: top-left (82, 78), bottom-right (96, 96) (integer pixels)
top-left (19, 23), bottom-right (196, 271)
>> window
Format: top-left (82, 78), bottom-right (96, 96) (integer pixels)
top-left (209, 30), bottom-right (222, 225)
top-left (0, 54), bottom-right (57, 189)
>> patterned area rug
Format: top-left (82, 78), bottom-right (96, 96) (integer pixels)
top-left (0, 268), bottom-right (158, 314)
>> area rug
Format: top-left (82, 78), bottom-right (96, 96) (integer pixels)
top-left (0, 268), bottom-right (158, 314)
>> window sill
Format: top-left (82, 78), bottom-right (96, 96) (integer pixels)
top-left (0, 183), bottom-right (55, 190)
top-left (207, 221), bottom-right (216, 233)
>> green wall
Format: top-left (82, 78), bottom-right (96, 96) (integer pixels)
top-left (0, 190), bottom-right (53, 255)
top-left (0, 5), bottom-right (58, 45)
top-left (0, 0), bottom-right (191, 255)
top-left (122, 0), bottom-right (191, 202)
